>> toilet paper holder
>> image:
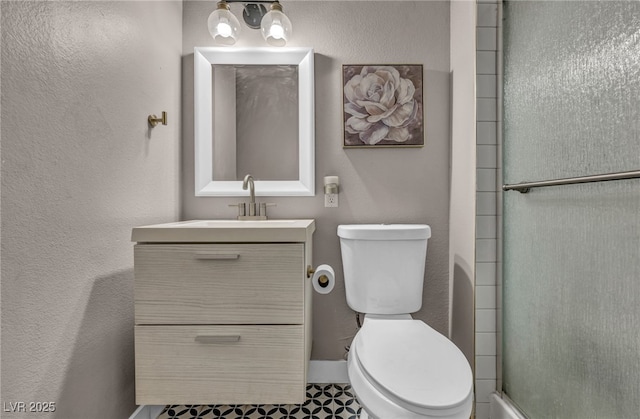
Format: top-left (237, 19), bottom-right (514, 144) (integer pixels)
top-left (307, 265), bottom-right (330, 288)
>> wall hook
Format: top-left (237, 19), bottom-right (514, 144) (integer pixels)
top-left (148, 111), bottom-right (167, 127)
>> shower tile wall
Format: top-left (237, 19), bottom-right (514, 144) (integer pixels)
top-left (475, 1), bottom-right (502, 418)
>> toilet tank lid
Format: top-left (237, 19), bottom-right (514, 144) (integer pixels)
top-left (337, 224), bottom-right (431, 240)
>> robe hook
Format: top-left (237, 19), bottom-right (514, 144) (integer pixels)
top-left (148, 111), bottom-right (167, 127)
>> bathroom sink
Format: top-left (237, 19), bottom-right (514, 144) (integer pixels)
top-left (131, 219), bottom-right (315, 243)
top-left (184, 220), bottom-right (298, 228)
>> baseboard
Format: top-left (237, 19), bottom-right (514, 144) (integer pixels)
top-left (308, 360), bottom-right (349, 383)
top-left (128, 404), bottom-right (164, 419)
top-left (129, 360), bottom-right (349, 419)
top-left (489, 392), bottom-right (527, 419)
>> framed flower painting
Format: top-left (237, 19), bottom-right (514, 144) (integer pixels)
top-left (342, 65), bottom-right (424, 148)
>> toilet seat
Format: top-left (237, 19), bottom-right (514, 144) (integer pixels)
top-left (351, 317), bottom-right (473, 417)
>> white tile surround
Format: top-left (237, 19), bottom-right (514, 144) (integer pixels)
top-left (475, 1), bottom-right (501, 418)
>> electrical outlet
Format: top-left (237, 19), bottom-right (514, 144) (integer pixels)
top-left (324, 193), bottom-right (338, 208)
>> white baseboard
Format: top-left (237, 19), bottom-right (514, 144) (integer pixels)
top-left (308, 360), bottom-right (349, 383)
top-left (129, 360), bottom-right (349, 419)
top-left (128, 404), bottom-right (164, 419)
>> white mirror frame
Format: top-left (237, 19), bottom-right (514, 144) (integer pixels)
top-left (194, 47), bottom-right (315, 197)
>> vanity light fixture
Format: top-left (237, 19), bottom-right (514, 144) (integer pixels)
top-left (207, 0), bottom-right (292, 46)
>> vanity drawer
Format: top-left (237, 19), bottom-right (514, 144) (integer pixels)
top-left (135, 325), bottom-right (305, 405)
top-left (135, 243), bottom-right (305, 325)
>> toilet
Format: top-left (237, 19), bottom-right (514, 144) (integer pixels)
top-left (338, 224), bottom-right (473, 419)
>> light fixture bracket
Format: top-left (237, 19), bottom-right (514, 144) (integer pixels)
top-left (242, 3), bottom-right (267, 29)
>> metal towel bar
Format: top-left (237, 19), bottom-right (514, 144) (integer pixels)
top-left (503, 169), bottom-right (640, 193)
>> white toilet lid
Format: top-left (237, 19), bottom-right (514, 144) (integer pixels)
top-left (353, 318), bottom-right (473, 414)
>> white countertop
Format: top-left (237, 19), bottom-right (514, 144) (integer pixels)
top-left (131, 219), bottom-right (316, 243)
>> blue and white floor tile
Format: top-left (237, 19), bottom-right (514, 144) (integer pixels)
top-left (158, 384), bottom-right (362, 419)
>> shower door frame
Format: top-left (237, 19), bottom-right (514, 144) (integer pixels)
top-left (485, 1), bottom-right (640, 418)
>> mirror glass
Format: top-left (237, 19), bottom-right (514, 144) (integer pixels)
top-left (194, 47), bottom-right (314, 196)
top-left (212, 64), bottom-right (298, 181)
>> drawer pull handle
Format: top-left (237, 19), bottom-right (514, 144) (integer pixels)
top-left (194, 253), bottom-right (240, 260)
top-left (195, 335), bottom-right (241, 344)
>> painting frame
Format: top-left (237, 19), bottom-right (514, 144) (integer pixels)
top-left (342, 64), bottom-right (424, 148)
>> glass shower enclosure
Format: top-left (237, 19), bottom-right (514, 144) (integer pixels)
top-left (501, 1), bottom-right (640, 418)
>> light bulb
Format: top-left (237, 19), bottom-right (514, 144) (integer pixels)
top-left (217, 20), bottom-right (232, 38)
top-left (208, 1), bottom-right (240, 45)
top-left (260, 2), bottom-right (292, 47)
top-left (269, 22), bottom-right (284, 39)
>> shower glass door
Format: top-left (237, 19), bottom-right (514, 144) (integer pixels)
top-left (502, 1), bottom-right (640, 418)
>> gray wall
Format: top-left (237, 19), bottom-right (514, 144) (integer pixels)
top-left (1, 2), bottom-right (182, 417)
top-left (182, 1), bottom-right (451, 359)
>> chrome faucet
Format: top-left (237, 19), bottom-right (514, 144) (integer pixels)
top-left (229, 174), bottom-right (274, 220)
top-left (242, 174), bottom-right (256, 206)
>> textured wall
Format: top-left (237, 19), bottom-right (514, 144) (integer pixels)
top-left (182, 1), bottom-right (451, 359)
top-left (1, 2), bottom-right (182, 417)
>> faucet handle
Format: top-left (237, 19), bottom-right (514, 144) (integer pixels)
top-left (229, 203), bottom-right (246, 218)
top-left (259, 203), bottom-right (276, 217)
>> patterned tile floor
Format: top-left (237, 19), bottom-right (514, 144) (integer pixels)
top-left (158, 384), bottom-right (362, 419)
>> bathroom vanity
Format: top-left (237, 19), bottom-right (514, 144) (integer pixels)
top-left (131, 220), bottom-right (315, 405)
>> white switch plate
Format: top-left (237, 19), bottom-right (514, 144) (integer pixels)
top-left (325, 193), bottom-right (338, 207)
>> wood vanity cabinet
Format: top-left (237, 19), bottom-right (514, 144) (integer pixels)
top-left (131, 220), bottom-right (315, 405)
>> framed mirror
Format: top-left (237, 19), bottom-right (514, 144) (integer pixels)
top-left (194, 47), bottom-right (315, 196)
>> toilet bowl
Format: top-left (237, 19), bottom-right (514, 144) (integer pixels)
top-left (348, 315), bottom-right (473, 419)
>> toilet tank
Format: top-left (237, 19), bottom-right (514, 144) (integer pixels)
top-left (337, 224), bottom-right (431, 314)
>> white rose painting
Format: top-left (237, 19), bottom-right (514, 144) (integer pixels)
top-left (343, 65), bottom-right (423, 147)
